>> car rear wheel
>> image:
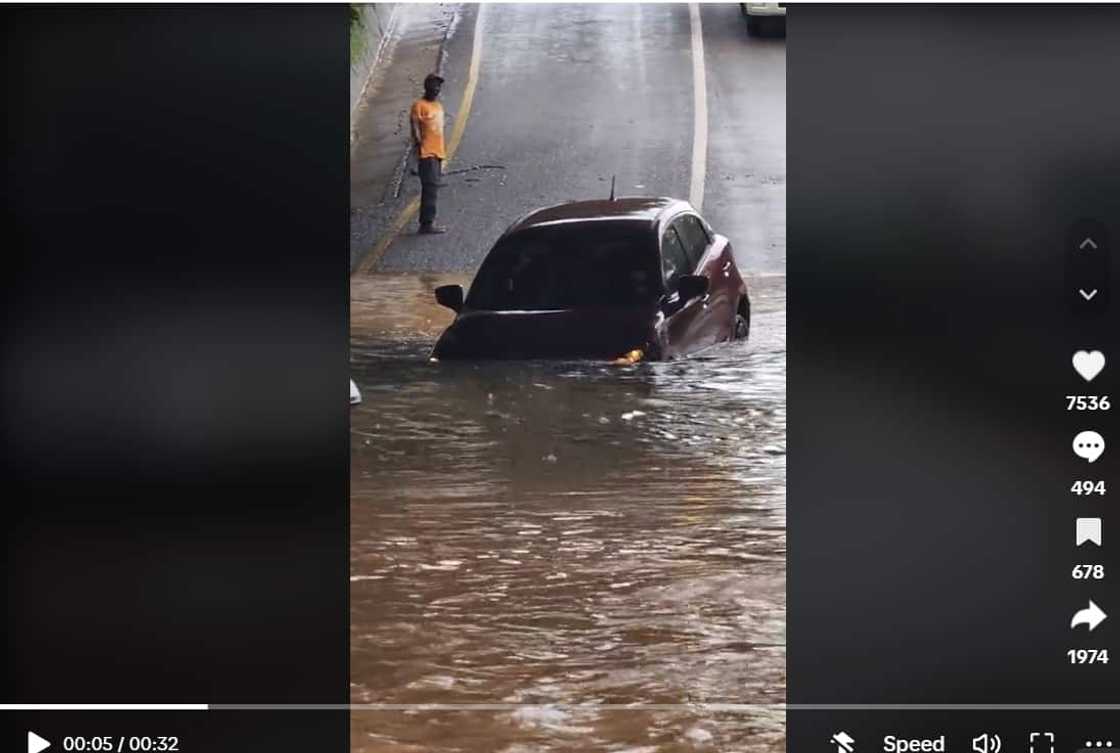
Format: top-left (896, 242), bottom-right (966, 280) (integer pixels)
top-left (733, 299), bottom-right (750, 340)
top-left (734, 314), bottom-right (749, 340)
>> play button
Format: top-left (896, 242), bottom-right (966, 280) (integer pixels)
top-left (28, 731), bottom-right (51, 753)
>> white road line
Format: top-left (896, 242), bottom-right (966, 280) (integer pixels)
top-left (688, 3), bottom-right (708, 211)
top-left (445, 3), bottom-right (485, 161)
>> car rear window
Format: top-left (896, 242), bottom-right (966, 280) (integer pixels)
top-left (467, 222), bottom-right (660, 310)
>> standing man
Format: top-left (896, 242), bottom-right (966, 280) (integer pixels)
top-left (410, 73), bottom-right (448, 235)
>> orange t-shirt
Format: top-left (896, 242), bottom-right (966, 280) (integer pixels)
top-left (410, 98), bottom-right (446, 160)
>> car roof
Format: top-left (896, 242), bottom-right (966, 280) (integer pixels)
top-left (504, 197), bottom-right (694, 235)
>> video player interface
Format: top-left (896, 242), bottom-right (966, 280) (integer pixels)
top-left (2, 4), bottom-right (1118, 753)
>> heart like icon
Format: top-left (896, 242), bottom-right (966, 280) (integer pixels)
top-left (1073, 350), bottom-right (1105, 382)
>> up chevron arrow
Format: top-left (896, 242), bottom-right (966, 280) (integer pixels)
top-left (1080, 237), bottom-right (1098, 250)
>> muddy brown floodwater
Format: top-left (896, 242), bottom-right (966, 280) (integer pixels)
top-left (350, 273), bottom-right (786, 752)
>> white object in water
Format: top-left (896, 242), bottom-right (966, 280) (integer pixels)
top-left (350, 379), bottom-right (362, 405)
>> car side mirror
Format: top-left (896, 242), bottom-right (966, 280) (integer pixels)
top-left (434, 284), bottom-right (464, 312)
top-left (676, 274), bottom-right (709, 303)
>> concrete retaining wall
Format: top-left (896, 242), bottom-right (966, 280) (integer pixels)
top-left (350, 4), bottom-right (399, 121)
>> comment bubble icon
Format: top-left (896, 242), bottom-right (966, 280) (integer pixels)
top-left (1073, 431), bottom-right (1106, 463)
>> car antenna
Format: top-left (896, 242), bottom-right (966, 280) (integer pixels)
top-left (609, 175), bottom-right (616, 201)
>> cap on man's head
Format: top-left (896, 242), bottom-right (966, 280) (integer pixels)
top-left (424, 73), bottom-right (444, 88)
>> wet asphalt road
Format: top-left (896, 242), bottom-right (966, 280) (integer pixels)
top-left (369, 2), bottom-right (785, 279)
top-left (700, 3), bottom-right (785, 277)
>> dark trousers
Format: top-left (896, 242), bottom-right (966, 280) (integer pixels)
top-left (418, 157), bottom-right (441, 226)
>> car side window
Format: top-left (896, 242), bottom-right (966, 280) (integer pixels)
top-left (672, 214), bottom-right (711, 270)
top-left (661, 226), bottom-right (690, 291)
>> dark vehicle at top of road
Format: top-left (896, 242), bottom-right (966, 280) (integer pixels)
top-left (430, 197), bottom-right (750, 361)
top-left (740, 2), bottom-right (786, 37)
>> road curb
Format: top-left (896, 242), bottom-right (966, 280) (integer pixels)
top-left (350, 4), bottom-right (402, 146)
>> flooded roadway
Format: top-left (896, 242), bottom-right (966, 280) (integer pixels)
top-left (350, 2), bottom-right (785, 748)
top-left (350, 274), bottom-right (785, 752)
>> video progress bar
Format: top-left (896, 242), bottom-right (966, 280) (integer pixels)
top-left (5, 704), bottom-right (1120, 712)
top-left (0, 706), bottom-right (207, 711)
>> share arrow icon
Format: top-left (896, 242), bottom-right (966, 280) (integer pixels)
top-left (1070, 600), bottom-right (1108, 632)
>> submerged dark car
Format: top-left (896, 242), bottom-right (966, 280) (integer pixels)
top-left (431, 197), bottom-right (750, 361)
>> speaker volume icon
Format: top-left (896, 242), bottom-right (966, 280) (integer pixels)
top-left (972, 733), bottom-right (1002, 753)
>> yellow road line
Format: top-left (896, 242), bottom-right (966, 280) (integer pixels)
top-left (356, 195), bottom-right (421, 275)
top-left (444, 3), bottom-right (485, 161)
top-left (355, 4), bottom-right (486, 276)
